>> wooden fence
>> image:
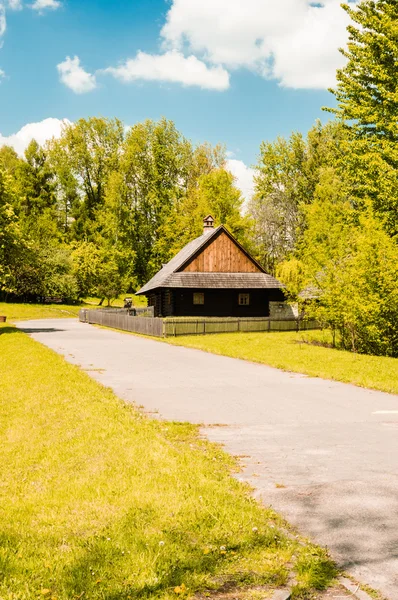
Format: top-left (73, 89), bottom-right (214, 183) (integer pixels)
top-left (163, 317), bottom-right (319, 336)
top-left (89, 306), bottom-right (155, 317)
top-left (79, 309), bottom-right (319, 338)
top-left (79, 309), bottom-right (163, 337)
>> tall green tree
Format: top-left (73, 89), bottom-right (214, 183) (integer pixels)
top-left (0, 146), bottom-right (22, 179)
top-left (0, 169), bottom-right (26, 295)
top-left (121, 118), bottom-right (193, 283)
top-left (249, 121), bottom-right (345, 273)
top-left (152, 167), bottom-right (251, 268)
top-left (49, 117), bottom-right (124, 238)
top-left (17, 140), bottom-right (56, 218)
top-left (297, 168), bottom-right (398, 356)
top-left (328, 0), bottom-right (398, 234)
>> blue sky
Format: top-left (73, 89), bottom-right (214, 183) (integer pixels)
top-left (0, 0), bottom-right (355, 196)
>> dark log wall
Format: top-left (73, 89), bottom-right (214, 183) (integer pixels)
top-left (182, 231), bottom-right (261, 273)
top-left (169, 288), bottom-right (285, 318)
top-left (147, 292), bottom-right (163, 317)
top-left (148, 289), bottom-right (175, 317)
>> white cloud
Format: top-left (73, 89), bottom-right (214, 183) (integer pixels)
top-left (160, 0), bottom-right (357, 89)
top-left (0, 4), bottom-right (6, 37)
top-left (31, 0), bottom-right (61, 11)
top-left (57, 55), bottom-right (97, 94)
top-left (105, 50), bottom-right (229, 91)
top-left (0, 117), bottom-right (70, 156)
top-left (0, 68), bottom-right (5, 79)
top-left (7, 0), bottom-right (23, 10)
top-left (227, 159), bottom-right (255, 203)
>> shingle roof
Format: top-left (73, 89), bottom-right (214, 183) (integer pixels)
top-left (136, 225), bottom-right (283, 294)
top-left (137, 227), bottom-right (223, 294)
top-left (160, 273), bottom-right (283, 289)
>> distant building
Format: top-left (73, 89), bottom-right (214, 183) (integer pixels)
top-left (136, 216), bottom-right (286, 318)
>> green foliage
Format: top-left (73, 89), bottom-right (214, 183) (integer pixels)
top-left (121, 117), bottom-right (193, 283)
top-left (0, 169), bottom-right (26, 293)
top-left (17, 139), bottom-right (56, 217)
top-left (328, 0), bottom-right (398, 233)
top-left (249, 121), bottom-right (345, 274)
top-left (299, 170), bottom-right (398, 356)
top-left (71, 242), bottom-right (101, 298)
top-left (9, 243), bottom-right (77, 302)
top-left (49, 117), bottom-right (124, 238)
top-left (95, 247), bottom-right (133, 305)
top-left (153, 166), bottom-right (252, 268)
top-left (276, 258), bottom-right (308, 300)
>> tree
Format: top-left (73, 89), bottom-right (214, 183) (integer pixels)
top-left (328, 0), bottom-right (398, 234)
top-left (152, 167), bottom-right (251, 268)
top-left (71, 242), bottom-right (101, 299)
top-left (49, 117), bottom-right (124, 238)
top-left (18, 140), bottom-right (56, 217)
top-left (121, 118), bottom-right (193, 283)
top-left (298, 168), bottom-right (398, 356)
top-left (0, 146), bottom-right (22, 179)
top-left (96, 248), bottom-right (131, 306)
top-left (0, 169), bottom-right (26, 295)
top-left (249, 121), bottom-right (345, 273)
top-left (47, 143), bottom-right (79, 235)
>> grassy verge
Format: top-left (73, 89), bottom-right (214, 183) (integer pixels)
top-left (163, 330), bottom-right (398, 395)
top-left (0, 324), bottom-right (336, 599)
top-left (0, 302), bottom-right (83, 321)
top-left (0, 296), bottom-right (147, 322)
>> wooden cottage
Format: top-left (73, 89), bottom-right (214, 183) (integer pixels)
top-left (136, 216), bottom-right (285, 318)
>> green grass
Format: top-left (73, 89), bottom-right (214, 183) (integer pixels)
top-left (84, 295), bottom-right (148, 308)
top-left (0, 295), bottom-right (147, 322)
top-left (0, 302), bottom-right (83, 321)
top-left (163, 329), bottom-right (398, 395)
top-left (0, 324), bottom-right (337, 599)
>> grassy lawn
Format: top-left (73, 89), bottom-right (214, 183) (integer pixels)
top-left (0, 324), bottom-right (337, 600)
top-left (164, 330), bottom-right (398, 395)
top-left (0, 302), bottom-right (83, 321)
top-left (0, 295), bottom-right (147, 322)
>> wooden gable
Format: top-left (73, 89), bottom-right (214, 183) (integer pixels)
top-left (180, 230), bottom-right (262, 274)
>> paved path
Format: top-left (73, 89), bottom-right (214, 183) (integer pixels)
top-left (18, 319), bottom-right (398, 599)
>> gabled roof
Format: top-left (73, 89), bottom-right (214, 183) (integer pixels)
top-left (147, 272), bottom-right (283, 289)
top-left (136, 225), bottom-right (283, 294)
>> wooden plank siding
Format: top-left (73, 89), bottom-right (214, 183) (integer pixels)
top-left (182, 231), bottom-right (261, 273)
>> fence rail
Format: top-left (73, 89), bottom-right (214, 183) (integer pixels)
top-left (79, 309), bottom-right (163, 337)
top-left (163, 317), bottom-right (319, 336)
top-left (79, 309), bottom-right (319, 338)
top-left (90, 306), bottom-right (155, 317)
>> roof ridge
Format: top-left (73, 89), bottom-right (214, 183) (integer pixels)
top-left (136, 225), bottom-right (276, 296)
top-left (136, 226), bottom-right (223, 295)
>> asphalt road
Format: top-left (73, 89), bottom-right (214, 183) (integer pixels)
top-left (17, 318), bottom-right (398, 599)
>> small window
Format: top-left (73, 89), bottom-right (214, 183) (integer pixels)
top-left (193, 292), bottom-right (204, 305)
top-left (238, 293), bottom-right (250, 306)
